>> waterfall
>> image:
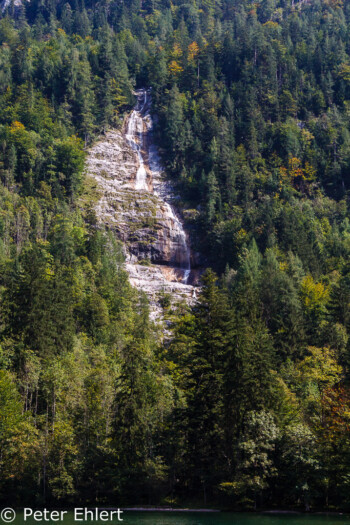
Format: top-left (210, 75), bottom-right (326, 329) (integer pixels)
top-left (87, 89), bottom-right (198, 320)
top-left (129, 89), bottom-right (191, 284)
top-left (125, 92), bottom-right (148, 191)
top-left (163, 202), bottom-right (191, 283)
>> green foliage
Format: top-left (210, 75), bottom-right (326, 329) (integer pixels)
top-left (1, 0), bottom-right (350, 511)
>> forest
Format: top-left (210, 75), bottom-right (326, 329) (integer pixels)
top-left (1, 0), bottom-right (350, 512)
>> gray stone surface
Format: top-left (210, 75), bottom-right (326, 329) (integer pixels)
top-left (86, 90), bottom-right (197, 320)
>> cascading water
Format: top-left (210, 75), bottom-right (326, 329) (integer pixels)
top-left (87, 88), bottom-right (197, 321)
top-left (129, 89), bottom-right (191, 284)
top-left (125, 94), bottom-right (148, 191)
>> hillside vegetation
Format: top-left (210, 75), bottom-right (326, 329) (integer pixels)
top-left (1, 0), bottom-right (350, 510)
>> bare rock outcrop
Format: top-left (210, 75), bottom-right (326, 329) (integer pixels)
top-left (86, 89), bottom-right (198, 320)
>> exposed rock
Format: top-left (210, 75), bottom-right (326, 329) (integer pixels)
top-left (86, 89), bottom-right (198, 320)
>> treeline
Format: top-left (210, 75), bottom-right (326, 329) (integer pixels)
top-left (0, 0), bottom-right (165, 507)
top-left (151, 0), bottom-right (350, 509)
top-left (1, 0), bottom-right (350, 511)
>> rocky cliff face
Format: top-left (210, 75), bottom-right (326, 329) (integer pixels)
top-left (86, 89), bottom-right (198, 320)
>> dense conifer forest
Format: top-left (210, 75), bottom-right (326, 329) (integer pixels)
top-left (1, 0), bottom-right (350, 511)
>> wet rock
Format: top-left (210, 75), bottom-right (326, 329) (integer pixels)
top-left (86, 89), bottom-right (197, 320)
